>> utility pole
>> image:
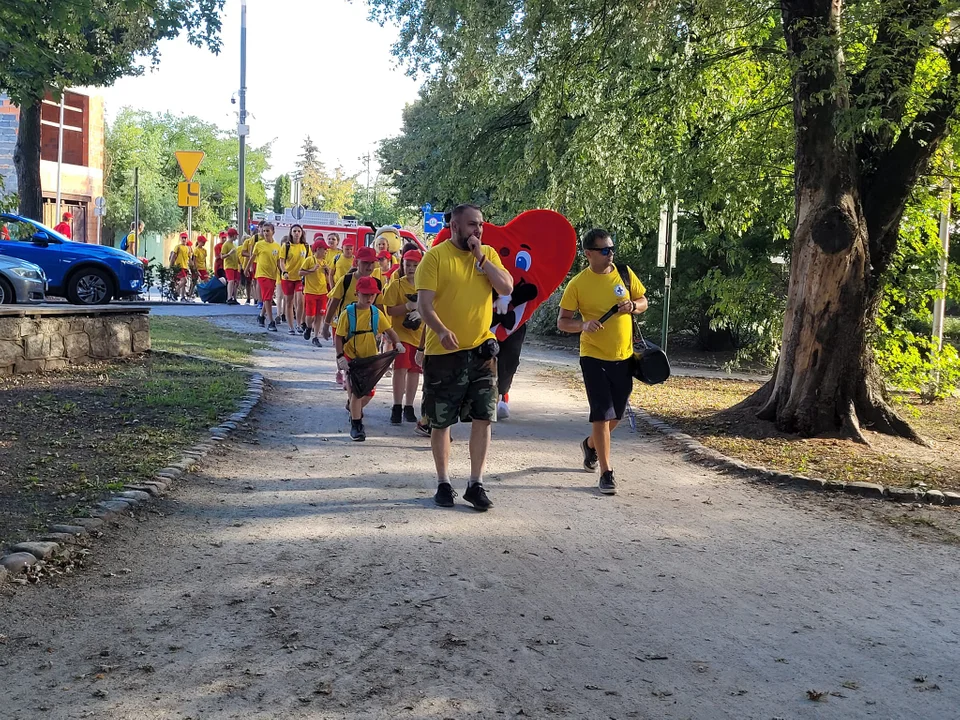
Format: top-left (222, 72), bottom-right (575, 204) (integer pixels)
top-left (933, 173), bottom-right (952, 351)
top-left (238, 0), bottom-right (248, 235)
top-left (133, 167), bottom-right (140, 254)
top-left (55, 93), bottom-right (65, 219)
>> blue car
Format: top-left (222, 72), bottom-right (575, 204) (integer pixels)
top-left (0, 212), bottom-right (144, 304)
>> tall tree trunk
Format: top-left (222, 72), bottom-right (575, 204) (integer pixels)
top-left (13, 99), bottom-right (43, 221)
top-left (745, 0), bottom-right (922, 442)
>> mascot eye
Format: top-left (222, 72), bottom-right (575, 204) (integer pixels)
top-left (515, 251), bottom-right (533, 272)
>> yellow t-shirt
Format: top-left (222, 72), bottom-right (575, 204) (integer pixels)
top-left (253, 240), bottom-right (280, 280)
top-left (281, 242), bottom-right (308, 279)
top-left (300, 255), bottom-right (329, 296)
top-left (171, 244), bottom-right (191, 269)
top-left (324, 248), bottom-right (340, 268)
top-left (336, 305), bottom-right (392, 360)
top-left (239, 237), bottom-right (256, 269)
top-left (559, 265), bottom-right (647, 361)
top-left (194, 246), bottom-right (208, 272)
top-left (221, 239), bottom-right (240, 270)
top-left (382, 275), bottom-right (420, 346)
top-left (333, 253), bottom-right (355, 286)
top-left (328, 272), bottom-right (383, 311)
top-left (415, 242), bottom-right (505, 356)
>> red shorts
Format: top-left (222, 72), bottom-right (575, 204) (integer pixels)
top-left (257, 277), bottom-right (277, 299)
top-left (281, 279), bottom-right (299, 295)
top-left (177, 269), bottom-right (188, 279)
top-left (345, 355), bottom-right (375, 397)
top-left (225, 268), bottom-right (241, 282)
top-left (393, 342), bottom-right (422, 373)
top-left (198, 270), bottom-right (209, 281)
top-left (304, 293), bottom-right (327, 317)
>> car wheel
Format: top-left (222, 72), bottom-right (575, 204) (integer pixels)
top-left (67, 268), bottom-right (113, 305)
top-left (0, 276), bottom-right (13, 304)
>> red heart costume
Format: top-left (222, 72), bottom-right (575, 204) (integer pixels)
top-left (432, 209), bottom-right (577, 339)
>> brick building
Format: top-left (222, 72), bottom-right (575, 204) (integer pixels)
top-left (0, 90), bottom-right (105, 244)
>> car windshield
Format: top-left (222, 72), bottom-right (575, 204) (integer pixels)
top-left (0, 216), bottom-right (70, 243)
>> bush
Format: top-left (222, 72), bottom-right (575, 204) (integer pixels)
top-left (526, 286), bottom-right (566, 336)
top-left (874, 328), bottom-right (960, 403)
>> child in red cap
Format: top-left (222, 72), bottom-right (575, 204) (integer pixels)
top-left (300, 238), bottom-right (330, 346)
top-left (383, 249), bottom-right (425, 425)
top-left (54, 211), bottom-right (73, 239)
top-left (169, 232), bottom-right (192, 301)
top-left (222, 228), bottom-right (242, 304)
top-left (377, 250), bottom-right (399, 281)
top-left (336, 275), bottom-right (403, 442)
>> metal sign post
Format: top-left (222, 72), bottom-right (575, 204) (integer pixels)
top-left (656, 201), bottom-right (679, 351)
top-left (93, 196), bottom-right (105, 245)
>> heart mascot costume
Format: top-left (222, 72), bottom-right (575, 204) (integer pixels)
top-left (433, 209), bottom-right (577, 417)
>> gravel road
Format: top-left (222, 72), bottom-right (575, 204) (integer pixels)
top-left (1, 329), bottom-right (958, 720)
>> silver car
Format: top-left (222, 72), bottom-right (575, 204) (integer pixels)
top-left (0, 255), bottom-right (46, 303)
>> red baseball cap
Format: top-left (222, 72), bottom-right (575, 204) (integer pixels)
top-left (180, 232), bottom-right (188, 239)
top-left (312, 239), bottom-right (328, 252)
top-left (402, 249), bottom-right (423, 262)
top-left (227, 227), bottom-right (239, 237)
top-left (355, 275), bottom-right (380, 295)
top-left (355, 246), bottom-right (377, 263)
top-left (63, 212), bottom-right (73, 220)
top-left (197, 235), bottom-right (207, 244)
top-left (377, 250), bottom-right (392, 261)
top-left (219, 231), bottom-right (227, 239)
top-left (187, 240), bottom-right (193, 246)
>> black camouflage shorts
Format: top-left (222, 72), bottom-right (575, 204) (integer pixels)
top-left (422, 348), bottom-right (498, 430)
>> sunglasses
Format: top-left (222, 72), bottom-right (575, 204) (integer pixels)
top-left (587, 245), bottom-right (615, 256)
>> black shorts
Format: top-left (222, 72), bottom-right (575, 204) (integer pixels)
top-left (580, 356), bottom-right (633, 422)
top-left (422, 348), bottom-right (498, 430)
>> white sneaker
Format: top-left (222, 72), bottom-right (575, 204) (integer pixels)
top-left (497, 399), bottom-right (510, 420)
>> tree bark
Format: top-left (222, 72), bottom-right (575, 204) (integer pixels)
top-left (13, 99), bottom-right (43, 221)
top-left (748, 0), bottom-right (924, 442)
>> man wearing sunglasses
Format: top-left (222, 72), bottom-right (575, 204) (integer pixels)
top-left (557, 229), bottom-right (648, 495)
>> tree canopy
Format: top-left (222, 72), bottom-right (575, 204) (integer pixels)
top-left (368, 0), bottom-right (960, 433)
top-left (105, 108), bottom-right (270, 240)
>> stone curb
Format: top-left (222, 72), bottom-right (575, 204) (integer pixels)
top-left (632, 407), bottom-right (959, 506)
top-left (0, 350), bottom-right (265, 586)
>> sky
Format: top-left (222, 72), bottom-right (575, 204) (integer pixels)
top-left (85, 0), bottom-right (422, 181)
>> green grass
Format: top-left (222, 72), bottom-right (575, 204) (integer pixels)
top-left (0, 355), bottom-right (250, 546)
top-left (150, 316), bottom-right (271, 364)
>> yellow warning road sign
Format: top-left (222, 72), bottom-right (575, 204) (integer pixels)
top-left (178, 181), bottom-right (200, 207)
top-left (175, 151), bottom-right (205, 181)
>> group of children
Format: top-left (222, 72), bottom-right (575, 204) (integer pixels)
top-left (167, 231), bottom-right (213, 301)
top-left (233, 221), bottom-right (428, 442)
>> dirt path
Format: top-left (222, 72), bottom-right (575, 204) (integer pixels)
top-left (2, 330), bottom-right (959, 719)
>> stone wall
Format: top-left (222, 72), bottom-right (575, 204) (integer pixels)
top-left (0, 312), bottom-right (150, 375)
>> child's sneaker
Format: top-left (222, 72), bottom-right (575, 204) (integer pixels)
top-left (403, 405), bottom-right (417, 423)
top-left (257, 315), bottom-right (265, 327)
top-left (390, 404), bottom-right (403, 425)
top-left (350, 419), bottom-right (366, 442)
top-left (415, 420), bottom-right (431, 437)
top-left (311, 337), bottom-right (322, 348)
top-left (267, 321), bottom-right (278, 332)
top-left (303, 326), bottom-right (312, 340)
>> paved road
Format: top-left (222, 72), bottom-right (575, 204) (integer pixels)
top-left (1, 326), bottom-right (957, 719)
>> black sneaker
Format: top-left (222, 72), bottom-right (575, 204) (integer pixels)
top-left (415, 420), bottom-right (431, 437)
top-left (390, 404), bottom-right (403, 425)
top-left (268, 322), bottom-right (278, 332)
top-left (279, 313), bottom-right (286, 323)
top-left (288, 328), bottom-right (296, 335)
top-left (311, 337), bottom-right (321, 348)
top-left (257, 315), bottom-right (265, 327)
top-left (434, 482), bottom-right (456, 507)
top-left (403, 405), bottom-right (417, 423)
top-left (303, 326), bottom-right (312, 340)
top-left (598, 471), bottom-right (617, 495)
top-left (463, 483), bottom-right (492, 511)
top-left (350, 420), bottom-right (366, 442)
top-left (581, 437), bottom-right (598, 472)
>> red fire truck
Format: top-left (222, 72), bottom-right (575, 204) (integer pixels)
top-left (251, 209), bottom-right (423, 252)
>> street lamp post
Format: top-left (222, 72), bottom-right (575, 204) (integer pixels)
top-left (238, 0), bottom-right (248, 234)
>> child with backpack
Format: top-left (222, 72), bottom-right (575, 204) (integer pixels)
top-left (336, 275), bottom-right (403, 442)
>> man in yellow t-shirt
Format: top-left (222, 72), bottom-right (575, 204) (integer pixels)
top-left (558, 228), bottom-right (648, 496)
top-left (252, 223), bottom-right (280, 331)
top-left (335, 275), bottom-right (403, 442)
top-left (300, 239), bottom-right (330, 346)
top-left (415, 204), bottom-right (514, 512)
top-left (222, 227), bottom-right (241, 304)
top-left (169, 232), bottom-right (192, 302)
top-left (383, 249), bottom-right (424, 425)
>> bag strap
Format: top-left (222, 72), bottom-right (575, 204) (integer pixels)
top-left (346, 303), bottom-right (378, 342)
